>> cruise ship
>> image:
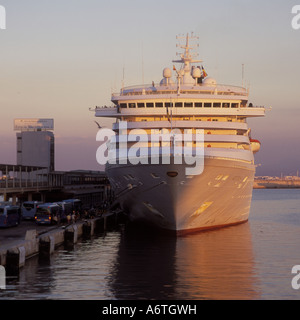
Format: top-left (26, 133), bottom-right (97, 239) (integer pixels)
top-left (94, 34), bottom-right (266, 234)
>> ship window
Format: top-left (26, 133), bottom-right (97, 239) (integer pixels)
top-left (128, 103), bottom-right (136, 108)
top-left (165, 102), bottom-right (173, 108)
top-left (146, 102), bottom-right (154, 108)
top-left (223, 103), bottom-right (230, 108)
top-left (231, 103), bottom-right (238, 108)
top-left (156, 102), bottom-right (163, 108)
top-left (241, 101), bottom-right (247, 108)
top-left (213, 103), bottom-right (221, 108)
top-left (184, 102), bottom-right (193, 108)
top-left (195, 102), bottom-right (202, 108)
top-left (120, 103), bottom-right (127, 108)
top-left (138, 103), bottom-right (145, 108)
top-left (175, 102), bottom-right (182, 107)
top-left (204, 103), bottom-right (211, 108)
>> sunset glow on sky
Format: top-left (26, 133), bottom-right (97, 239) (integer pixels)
top-left (0, 0), bottom-right (299, 176)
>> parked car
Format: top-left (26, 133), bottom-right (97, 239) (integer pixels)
top-left (34, 203), bottom-right (62, 225)
top-left (0, 205), bottom-right (21, 228)
top-left (22, 201), bottom-right (43, 220)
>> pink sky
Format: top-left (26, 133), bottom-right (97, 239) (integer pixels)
top-left (0, 1), bottom-right (299, 176)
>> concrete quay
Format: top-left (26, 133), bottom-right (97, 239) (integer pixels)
top-left (0, 213), bottom-right (117, 273)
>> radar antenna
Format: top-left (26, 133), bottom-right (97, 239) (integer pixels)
top-left (172, 32), bottom-right (203, 92)
top-left (172, 32), bottom-right (202, 67)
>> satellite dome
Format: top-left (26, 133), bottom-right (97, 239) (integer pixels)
top-left (203, 77), bottom-right (217, 86)
top-left (192, 68), bottom-right (201, 78)
top-left (163, 67), bottom-right (172, 78)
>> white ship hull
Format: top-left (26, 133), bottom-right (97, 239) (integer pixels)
top-left (107, 156), bottom-right (255, 234)
top-left (94, 33), bottom-right (266, 235)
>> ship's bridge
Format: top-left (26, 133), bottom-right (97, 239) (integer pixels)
top-left (95, 33), bottom-right (265, 119)
top-left (95, 95), bottom-right (265, 118)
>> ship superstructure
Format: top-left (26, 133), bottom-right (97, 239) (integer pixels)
top-left (95, 33), bottom-right (265, 234)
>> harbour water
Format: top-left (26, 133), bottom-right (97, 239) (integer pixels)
top-left (1, 188), bottom-right (300, 300)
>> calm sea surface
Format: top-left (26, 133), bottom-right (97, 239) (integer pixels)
top-left (1, 189), bottom-right (300, 300)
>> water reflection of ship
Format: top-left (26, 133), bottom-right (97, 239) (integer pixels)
top-left (110, 222), bottom-right (260, 300)
top-left (109, 224), bottom-right (177, 299)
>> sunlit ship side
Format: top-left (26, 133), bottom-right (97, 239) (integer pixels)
top-left (94, 34), bottom-right (266, 234)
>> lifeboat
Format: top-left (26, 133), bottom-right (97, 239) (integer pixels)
top-left (250, 139), bottom-right (261, 153)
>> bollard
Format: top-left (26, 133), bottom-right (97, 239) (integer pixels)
top-left (83, 221), bottom-right (92, 237)
top-left (6, 246), bottom-right (26, 274)
top-left (83, 219), bottom-right (97, 237)
top-left (105, 213), bottom-right (117, 230)
top-left (64, 224), bottom-right (78, 245)
top-left (25, 230), bottom-right (37, 241)
top-left (24, 230), bottom-right (39, 258)
top-left (39, 235), bottom-right (55, 257)
top-left (90, 219), bottom-right (96, 236)
top-left (95, 217), bottom-right (105, 233)
top-left (0, 249), bottom-right (6, 267)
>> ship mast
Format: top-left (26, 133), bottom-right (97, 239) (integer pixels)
top-left (172, 33), bottom-right (202, 70)
top-left (172, 33), bottom-right (203, 89)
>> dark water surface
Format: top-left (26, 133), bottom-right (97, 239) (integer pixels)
top-left (1, 189), bottom-right (300, 300)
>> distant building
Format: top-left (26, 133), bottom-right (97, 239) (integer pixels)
top-left (15, 119), bottom-right (55, 171)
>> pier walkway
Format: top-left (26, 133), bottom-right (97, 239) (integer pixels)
top-left (0, 211), bottom-right (119, 272)
top-left (0, 220), bottom-right (57, 248)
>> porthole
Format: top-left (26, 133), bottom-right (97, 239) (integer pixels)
top-left (167, 171), bottom-right (178, 178)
